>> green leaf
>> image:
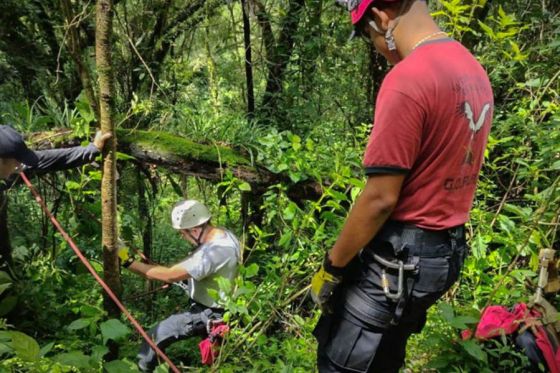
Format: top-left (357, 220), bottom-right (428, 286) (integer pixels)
top-left (67, 318), bottom-right (91, 331)
top-left (449, 315), bottom-right (479, 329)
top-left (477, 21), bottom-right (495, 39)
top-left (244, 263), bottom-right (259, 278)
top-left (100, 319), bottom-right (131, 345)
top-left (0, 341), bottom-right (12, 356)
top-left (0, 331), bottom-right (11, 342)
top-left (0, 283), bottom-right (11, 297)
top-left (154, 364), bottom-right (170, 373)
top-left (438, 302), bottom-right (454, 323)
top-left (461, 339), bottom-right (487, 362)
top-left (91, 345), bottom-right (109, 362)
top-left (116, 152), bottom-right (136, 161)
top-left (104, 359), bottom-right (140, 373)
top-left (53, 351), bottom-right (92, 369)
top-left (9, 331), bottom-right (40, 362)
top-left (238, 182), bottom-right (252, 192)
top-left (327, 190), bottom-right (348, 202)
top-left (65, 181), bottom-right (81, 190)
top-left (282, 203), bottom-right (298, 221)
top-left (39, 342), bottom-right (55, 357)
top-left (80, 304), bottom-right (103, 318)
top-left (0, 271), bottom-right (12, 284)
top-left (278, 232), bottom-right (292, 248)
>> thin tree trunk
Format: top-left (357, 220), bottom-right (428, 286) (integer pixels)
top-left (137, 168), bottom-right (153, 262)
top-left (96, 0), bottom-right (121, 349)
top-left (137, 167), bottom-right (154, 313)
top-left (257, 0), bottom-right (305, 126)
top-left (60, 0), bottom-right (100, 121)
top-left (0, 192), bottom-right (13, 269)
top-left (241, 0), bottom-right (255, 120)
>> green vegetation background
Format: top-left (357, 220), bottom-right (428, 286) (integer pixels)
top-left (0, 0), bottom-right (558, 371)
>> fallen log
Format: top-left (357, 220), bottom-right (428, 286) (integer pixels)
top-left (27, 128), bottom-right (323, 201)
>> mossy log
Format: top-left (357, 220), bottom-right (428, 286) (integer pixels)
top-left (28, 128), bottom-right (323, 201)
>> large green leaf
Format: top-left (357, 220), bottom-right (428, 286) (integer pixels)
top-left (53, 351), bottom-right (91, 369)
top-left (100, 319), bottom-right (131, 345)
top-left (9, 331), bottom-right (40, 362)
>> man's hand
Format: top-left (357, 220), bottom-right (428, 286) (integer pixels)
top-left (93, 130), bottom-right (112, 151)
top-left (311, 254), bottom-right (344, 314)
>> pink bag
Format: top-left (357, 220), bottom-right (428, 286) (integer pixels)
top-left (199, 323), bottom-right (230, 366)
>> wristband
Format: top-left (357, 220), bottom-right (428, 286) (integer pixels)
top-left (123, 257), bottom-right (134, 268)
top-left (323, 253), bottom-right (345, 277)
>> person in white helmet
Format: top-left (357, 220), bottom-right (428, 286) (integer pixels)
top-left (119, 200), bottom-right (241, 371)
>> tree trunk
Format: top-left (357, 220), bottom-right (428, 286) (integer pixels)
top-left (241, 0), bottom-right (255, 120)
top-left (0, 192), bottom-right (13, 269)
top-left (60, 0), bottom-right (100, 122)
top-left (259, 0), bottom-right (305, 125)
top-left (136, 167), bottom-right (154, 313)
top-left (136, 168), bottom-right (153, 262)
top-left (96, 0), bottom-right (121, 347)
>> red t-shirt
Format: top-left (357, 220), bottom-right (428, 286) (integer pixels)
top-left (363, 39), bottom-right (493, 230)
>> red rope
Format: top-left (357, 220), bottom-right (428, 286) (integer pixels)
top-left (20, 172), bottom-right (181, 373)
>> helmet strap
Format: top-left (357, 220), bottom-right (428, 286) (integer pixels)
top-left (186, 223), bottom-right (208, 247)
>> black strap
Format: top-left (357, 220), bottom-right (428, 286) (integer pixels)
top-left (367, 221), bottom-right (466, 258)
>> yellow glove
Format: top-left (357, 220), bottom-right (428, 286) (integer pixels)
top-left (310, 254), bottom-right (344, 314)
top-left (117, 241), bottom-right (134, 268)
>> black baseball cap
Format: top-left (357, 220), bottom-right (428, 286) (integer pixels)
top-left (0, 125), bottom-right (39, 167)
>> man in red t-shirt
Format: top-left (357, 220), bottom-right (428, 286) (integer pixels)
top-left (310, 0), bottom-right (492, 372)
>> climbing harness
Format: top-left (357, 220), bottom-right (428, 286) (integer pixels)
top-left (20, 172), bottom-right (181, 373)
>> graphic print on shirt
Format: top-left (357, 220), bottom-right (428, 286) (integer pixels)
top-left (459, 101), bottom-right (492, 165)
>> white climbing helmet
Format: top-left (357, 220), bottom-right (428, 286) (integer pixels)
top-left (171, 200), bottom-right (211, 230)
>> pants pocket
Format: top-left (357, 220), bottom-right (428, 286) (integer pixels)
top-left (343, 287), bottom-right (395, 329)
top-left (324, 318), bottom-right (382, 372)
top-left (414, 256), bottom-right (451, 293)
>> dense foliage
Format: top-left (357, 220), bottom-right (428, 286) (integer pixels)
top-left (0, 0), bottom-right (558, 371)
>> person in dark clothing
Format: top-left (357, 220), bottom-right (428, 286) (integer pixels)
top-left (0, 125), bottom-right (111, 183)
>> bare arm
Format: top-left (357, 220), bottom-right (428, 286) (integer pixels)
top-left (328, 173), bottom-right (405, 267)
top-left (128, 261), bottom-right (191, 283)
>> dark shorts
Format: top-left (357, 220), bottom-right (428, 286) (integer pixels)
top-left (314, 222), bottom-right (468, 373)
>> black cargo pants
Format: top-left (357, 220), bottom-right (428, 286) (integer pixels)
top-left (314, 221), bottom-right (467, 373)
